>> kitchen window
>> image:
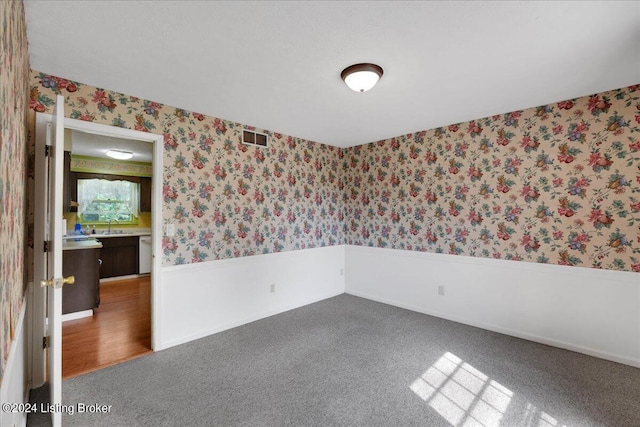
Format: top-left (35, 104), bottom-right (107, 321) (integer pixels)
top-left (78, 178), bottom-right (139, 224)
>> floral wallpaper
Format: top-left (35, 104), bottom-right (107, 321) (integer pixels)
top-left (0, 0), bottom-right (29, 383)
top-left (28, 70), bottom-right (640, 273)
top-left (11, 12), bottom-right (640, 386)
top-left (343, 85), bottom-right (640, 272)
top-left (28, 71), bottom-right (345, 266)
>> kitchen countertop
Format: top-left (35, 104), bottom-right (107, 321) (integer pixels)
top-left (62, 228), bottom-right (151, 250)
top-left (65, 228), bottom-right (151, 239)
top-left (63, 238), bottom-right (103, 251)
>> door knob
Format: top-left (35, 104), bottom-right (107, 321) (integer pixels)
top-left (40, 276), bottom-right (75, 288)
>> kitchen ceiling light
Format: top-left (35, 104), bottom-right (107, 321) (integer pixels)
top-left (341, 63), bottom-right (383, 93)
top-left (106, 149), bottom-right (134, 160)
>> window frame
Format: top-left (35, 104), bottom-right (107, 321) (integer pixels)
top-left (76, 173), bottom-right (141, 225)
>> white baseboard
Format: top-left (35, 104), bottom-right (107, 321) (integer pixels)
top-left (346, 288), bottom-right (640, 368)
top-left (62, 309), bottom-right (93, 322)
top-left (158, 246), bottom-right (346, 350)
top-left (1, 290), bottom-right (29, 427)
top-left (345, 245), bottom-right (640, 368)
top-left (161, 289), bottom-right (343, 350)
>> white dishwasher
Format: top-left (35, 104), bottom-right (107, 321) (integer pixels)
top-left (139, 235), bottom-right (152, 274)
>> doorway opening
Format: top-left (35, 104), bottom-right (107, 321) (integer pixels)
top-left (32, 113), bottom-right (163, 386)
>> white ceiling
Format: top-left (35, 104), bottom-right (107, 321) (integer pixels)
top-left (24, 1), bottom-right (640, 148)
top-left (70, 130), bottom-right (153, 163)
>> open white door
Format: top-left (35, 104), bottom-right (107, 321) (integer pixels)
top-left (38, 95), bottom-right (71, 427)
top-left (33, 104), bottom-right (164, 394)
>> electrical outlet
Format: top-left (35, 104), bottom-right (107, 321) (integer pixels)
top-left (270, 283), bottom-right (276, 293)
top-left (340, 268), bottom-right (344, 276)
top-left (166, 224), bottom-right (175, 237)
top-left (438, 285), bottom-right (445, 296)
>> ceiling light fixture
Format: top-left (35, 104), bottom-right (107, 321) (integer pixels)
top-left (106, 149), bottom-right (134, 160)
top-left (341, 63), bottom-right (383, 93)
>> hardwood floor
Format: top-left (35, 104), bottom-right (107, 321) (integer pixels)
top-left (62, 276), bottom-right (152, 379)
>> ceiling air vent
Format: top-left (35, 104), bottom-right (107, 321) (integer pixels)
top-left (242, 129), bottom-right (268, 148)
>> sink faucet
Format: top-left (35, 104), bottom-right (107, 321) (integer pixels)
top-left (108, 218), bottom-right (119, 233)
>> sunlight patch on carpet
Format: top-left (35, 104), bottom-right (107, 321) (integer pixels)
top-left (410, 352), bottom-right (567, 427)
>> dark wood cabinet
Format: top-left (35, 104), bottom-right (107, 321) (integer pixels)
top-left (62, 248), bottom-right (101, 314)
top-left (63, 151), bottom-right (78, 213)
top-left (98, 236), bottom-right (139, 279)
top-left (140, 176), bottom-right (152, 212)
top-left (63, 151), bottom-right (70, 212)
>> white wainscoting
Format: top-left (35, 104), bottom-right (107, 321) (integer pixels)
top-left (345, 245), bottom-right (640, 367)
top-left (158, 245), bottom-right (346, 350)
top-left (1, 290), bottom-right (29, 427)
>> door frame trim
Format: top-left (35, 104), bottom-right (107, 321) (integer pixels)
top-left (31, 113), bottom-right (164, 387)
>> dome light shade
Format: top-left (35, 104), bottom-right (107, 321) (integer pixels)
top-left (341, 63), bottom-right (383, 92)
top-left (106, 149), bottom-right (134, 160)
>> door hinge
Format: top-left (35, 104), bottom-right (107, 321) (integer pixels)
top-left (43, 336), bottom-right (50, 349)
top-left (44, 145), bottom-right (51, 157)
top-left (44, 240), bottom-right (51, 252)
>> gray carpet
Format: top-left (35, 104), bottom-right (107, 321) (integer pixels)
top-left (28, 294), bottom-right (640, 426)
